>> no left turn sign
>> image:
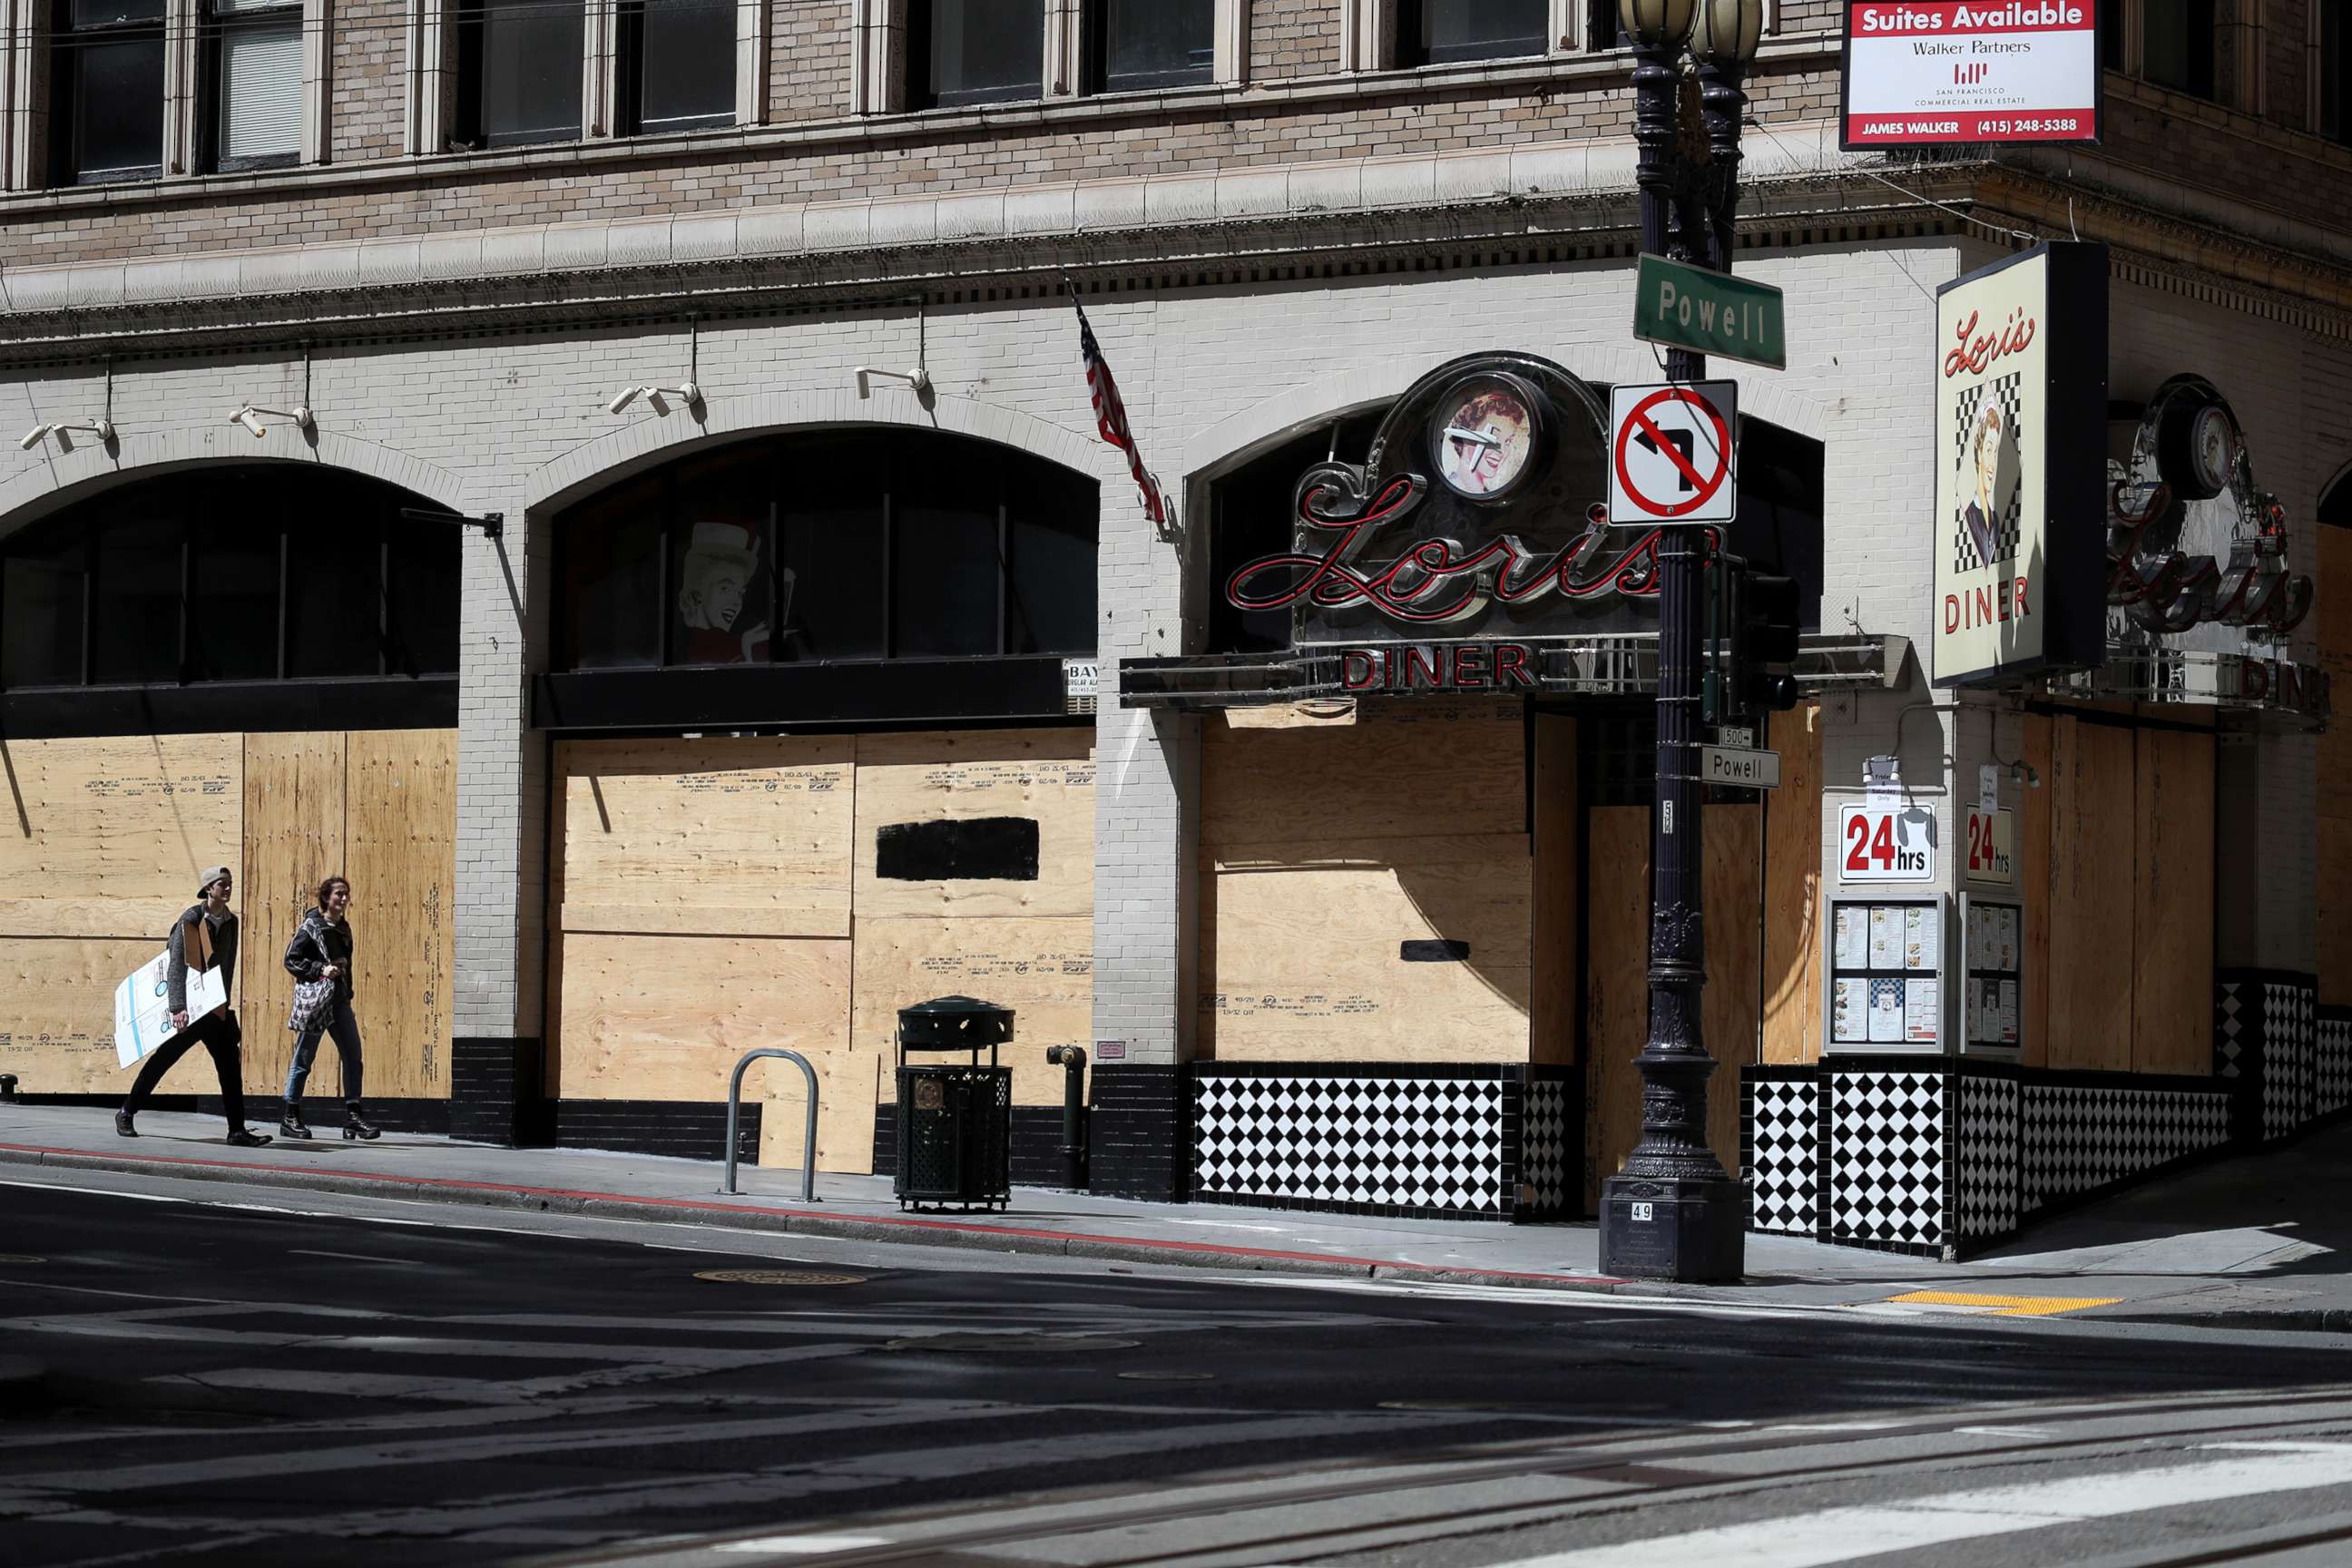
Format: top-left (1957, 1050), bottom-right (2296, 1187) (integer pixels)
top-left (1609, 380), bottom-right (1738, 524)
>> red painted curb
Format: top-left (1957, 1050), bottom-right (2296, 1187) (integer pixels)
top-left (0, 1140), bottom-right (1625, 1290)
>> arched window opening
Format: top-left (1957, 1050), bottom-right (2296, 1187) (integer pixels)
top-left (0, 465), bottom-right (459, 691)
top-left (552, 428), bottom-right (1099, 673)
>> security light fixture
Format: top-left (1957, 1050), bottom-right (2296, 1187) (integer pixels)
top-left (607, 382), bottom-right (701, 416)
top-left (230, 404), bottom-right (314, 438)
top-left (856, 367), bottom-right (934, 399)
top-left (18, 418), bottom-right (114, 451)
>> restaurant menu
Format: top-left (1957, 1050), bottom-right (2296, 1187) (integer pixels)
top-left (1830, 897), bottom-right (1944, 1048)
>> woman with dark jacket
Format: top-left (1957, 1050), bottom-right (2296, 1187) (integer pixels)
top-left (281, 875), bottom-right (379, 1141)
top-left (116, 865), bottom-right (272, 1146)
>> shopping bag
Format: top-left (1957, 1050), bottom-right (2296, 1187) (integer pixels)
top-left (113, 952), bottom-right (227, 1070)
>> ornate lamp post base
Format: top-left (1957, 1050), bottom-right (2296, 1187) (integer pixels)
top-left (1601, 1174), bottom-right (1747, 1282)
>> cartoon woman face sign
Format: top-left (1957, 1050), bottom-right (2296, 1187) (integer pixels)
top-left (1961, 402), bottom-right (2019, 566)
top-left (1435, 387), bottom-right (1535, 498)
top-left (677, 522), bottom-right (771, 662)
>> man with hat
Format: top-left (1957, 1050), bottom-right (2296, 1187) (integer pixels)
top-left (116, 865), bottom-right (271, 1145)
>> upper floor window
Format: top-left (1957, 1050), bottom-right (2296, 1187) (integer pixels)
top-left (2322, 0), bottom-right (2352, 146)
top-left (909, 0), bottom-right (1044, 108)
top-left (456, 0), bottom-right (586, 148)
top-left (2143, 0), bottom-right (2217, 99)
top-left (554, 429), bottom-right (1098, 671)
top-left (1399, 0), bottom-right (1547, 65)
top-left (618, 0), bottom-right (737, 134)
top-left (1089, 0), bottom-right (1212, 92)
top-left (47, 0), bottom-right (166, 185)
top-left (209, 0), bottom-right (303, 170)
top-left (0, 466), bottom-right (458, 691)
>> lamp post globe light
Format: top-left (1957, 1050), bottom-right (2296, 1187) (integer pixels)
top-left (1598, 0), bottom-right (1765, 1285)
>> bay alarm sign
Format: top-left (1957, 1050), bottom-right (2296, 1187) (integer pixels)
top-left (1841, 0), bottom-right (2102, 150)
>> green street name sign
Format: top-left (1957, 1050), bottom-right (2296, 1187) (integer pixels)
top-left (1633, 253), bottom-right (1787, 371)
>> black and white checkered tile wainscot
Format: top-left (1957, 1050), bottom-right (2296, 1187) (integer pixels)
top-left (1744, 1077), bottom-right (1819, 1236)
top-left (1192, 1073), bottom-right (1507, 1216)
top-left (2019, 1084), bottom-right (2231, 1211)
top-left (2264, 979), bottom-right (2317, 1140)
top-left (2216, 980), bottom-right (2249, 1080)
top-left (2319, 1008), bottom-right (2352, 1119)
top-left (1954, 1073), bottom-right (2021, 1240)
top-left (1522, 1078), bottom-right (1573, 1217)
top-left (1828, 1071), bottom-right (1947, 1250)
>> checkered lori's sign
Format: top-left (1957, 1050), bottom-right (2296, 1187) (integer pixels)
top-left (1931, 243), bottom-right (2108, 687)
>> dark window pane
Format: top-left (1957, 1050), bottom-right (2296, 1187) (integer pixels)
top-left (563, 476), bottom-right (664, 669)
top-left (2325, 0), bottom-right (2351, 144)
top-left (2144, 0), bottom-right (2215, 98)
top-left (2100, 0), bottom-right (2124, 69)
top-left (72, 0), bottom-right (164, 22)
top-left (670, 445), bottom-right (773, 665)
top-left (1006, 471), bottom-right (1098, 655)
top-left (469, 0), bottom-right (584, 145)
top-left (93, 510), bottom-right (181, 684)
top-left (916, 0), bottom-right (1043, 106)
top-left (779, 436), bottom-right (887, 662)
top-left (191, 491), bottom-right (279, 682)
top-left (1401, 0), bottom-right (1546, 64)
top-left (74, 36), bottom-right (166, 179)
top-left (287, 516), bottom-right (382, 677)
top-left (1098, 0), bottom-right (1211, 91)
top-left (892, 457), bottom-right (1000, 657)
top-left (631, 0), bottom-right (735, 132)
top-left (3, 533), bottom-right (86, 688)
top-left (387, 520), bottom-right (460, 676)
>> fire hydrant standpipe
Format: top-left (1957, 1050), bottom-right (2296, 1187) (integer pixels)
top-left (1044, 1044), bottom-right (1087, 1192)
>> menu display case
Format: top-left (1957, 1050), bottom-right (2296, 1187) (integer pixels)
top-left (1828, 896), bottom-right (1945, 1053)
top-left (1960, 892), bottom-right (2024, 1055)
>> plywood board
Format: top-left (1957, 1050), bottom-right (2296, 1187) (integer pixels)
top-left (2325, 823), bottom-right (2352, 1010)
top-left (1529, 715), bottom-right (1578, 1067)
top-left (849, 915), bottom-right (1094, 1109)
top-left (557, 931), bottom-right (867, 1168)
top-left (1224, 701), bottom-right (1358, 730)
top-left (2047, 717), bottom-right (2134, 1073)
top-left (1201, 701), bottom-right (1525, 849)
top-left (851, 729), bottom-right (1095, 920)
top-left (1761, 704), bottom-right (1823, 1065)
top-left (240, 732), bottom-right (347, 1097)
top-left (345, 730), bottom-right (458, 1101)
top-left (554, 736), bottom-right (855, 938)
top-left (2132, 727), bottom-right (2215, 1076)
top-left (0, 937), bottom-right (172, 1093)
top-left (2020, 714), bottom-right (2053, 1067)
top-left (0, 734), bottom-right (242, 939)
top-left (1200, 835), bottom-right (1531, 1063)
top-left (1589, 805), bottom-right (1755, 1200)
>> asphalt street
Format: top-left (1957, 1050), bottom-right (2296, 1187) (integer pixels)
top-left (9, 1170), bottom-right (2352, 1568)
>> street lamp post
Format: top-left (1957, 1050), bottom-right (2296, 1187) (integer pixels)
top-left (1598, 0), bottom-right (1764, 1284)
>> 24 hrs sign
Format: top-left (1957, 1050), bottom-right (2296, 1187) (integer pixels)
top-left (1840, 803), bottom-right (1938, 882)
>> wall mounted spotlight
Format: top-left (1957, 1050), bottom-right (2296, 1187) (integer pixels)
top-left (230, 404), bottom-right (314, 438)
top-left (18, 419), bottom-right (114, 452)
top-left (607, 382), bottom-right (701, 416)
top-left (855, 367), bottom-right (933, 399)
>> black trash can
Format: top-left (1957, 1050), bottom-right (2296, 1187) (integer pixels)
top-left (894, 995), bottom-right (1014, 1211)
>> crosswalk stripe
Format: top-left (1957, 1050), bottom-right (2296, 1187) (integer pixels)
top-left (1486, 1442), bottom-right (2352, 1567)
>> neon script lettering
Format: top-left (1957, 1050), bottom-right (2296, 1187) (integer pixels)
top-left (1942, 308), bottom-right (2036, 379)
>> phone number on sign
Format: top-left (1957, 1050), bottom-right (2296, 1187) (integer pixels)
top-left (1977, 117), bottom-right (2081, 133)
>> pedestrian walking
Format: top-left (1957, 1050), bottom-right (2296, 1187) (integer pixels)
top-left (281, 875), bottom-right (379, 1142)
top-left (116, 867), bottom-right (273, 1146)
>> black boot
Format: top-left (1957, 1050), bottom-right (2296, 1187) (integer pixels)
top-left (225, 1127), bottom-right (273, 1148)
top-left (343, 1105), bottom-right (380, 1142)
top-left (279, 1101), bottom-right (311, 1140)
top-left (113, 1109), bottom-right (137, 1138)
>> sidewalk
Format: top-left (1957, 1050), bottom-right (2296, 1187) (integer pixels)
top-left (5, 1102), bottom-right (2350, 1328)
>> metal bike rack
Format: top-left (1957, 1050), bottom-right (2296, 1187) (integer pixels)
top-left (721, 1047), bottom-right (818, 1202)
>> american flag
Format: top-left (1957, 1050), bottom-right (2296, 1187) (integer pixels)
top-left (1069, 287), bottom-right (1170, 531)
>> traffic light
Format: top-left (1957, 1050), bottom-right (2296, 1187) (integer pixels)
top-left (1730, 565), bottom-right (1803, 717)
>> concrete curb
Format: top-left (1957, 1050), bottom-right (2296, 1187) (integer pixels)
top-left (0, 1142), bottom-right (1630, 1297)
top-left (2091, 1309), bottom-right (2352, 1335)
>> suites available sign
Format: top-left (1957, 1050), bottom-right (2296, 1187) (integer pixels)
top-left (1841, 0), bottom-right (2102, 149)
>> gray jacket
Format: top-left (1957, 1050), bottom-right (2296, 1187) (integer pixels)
top-left (167, 905), bottom-right (237, 1015)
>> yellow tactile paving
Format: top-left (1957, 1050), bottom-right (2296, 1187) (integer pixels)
top-left (1880, 1290), bottom-right (2124, 1318)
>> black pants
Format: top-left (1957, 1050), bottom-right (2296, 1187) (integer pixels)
top-left (123, 1009), bottom-right (247, 1128)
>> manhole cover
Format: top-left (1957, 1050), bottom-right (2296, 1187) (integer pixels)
top-left (1117, 1370), bottom-right (1217, 1382)
top-left (695, 1269), bottom-right (867, 1286)
top-left (882, 1334), bottom-right (1143, 1354)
